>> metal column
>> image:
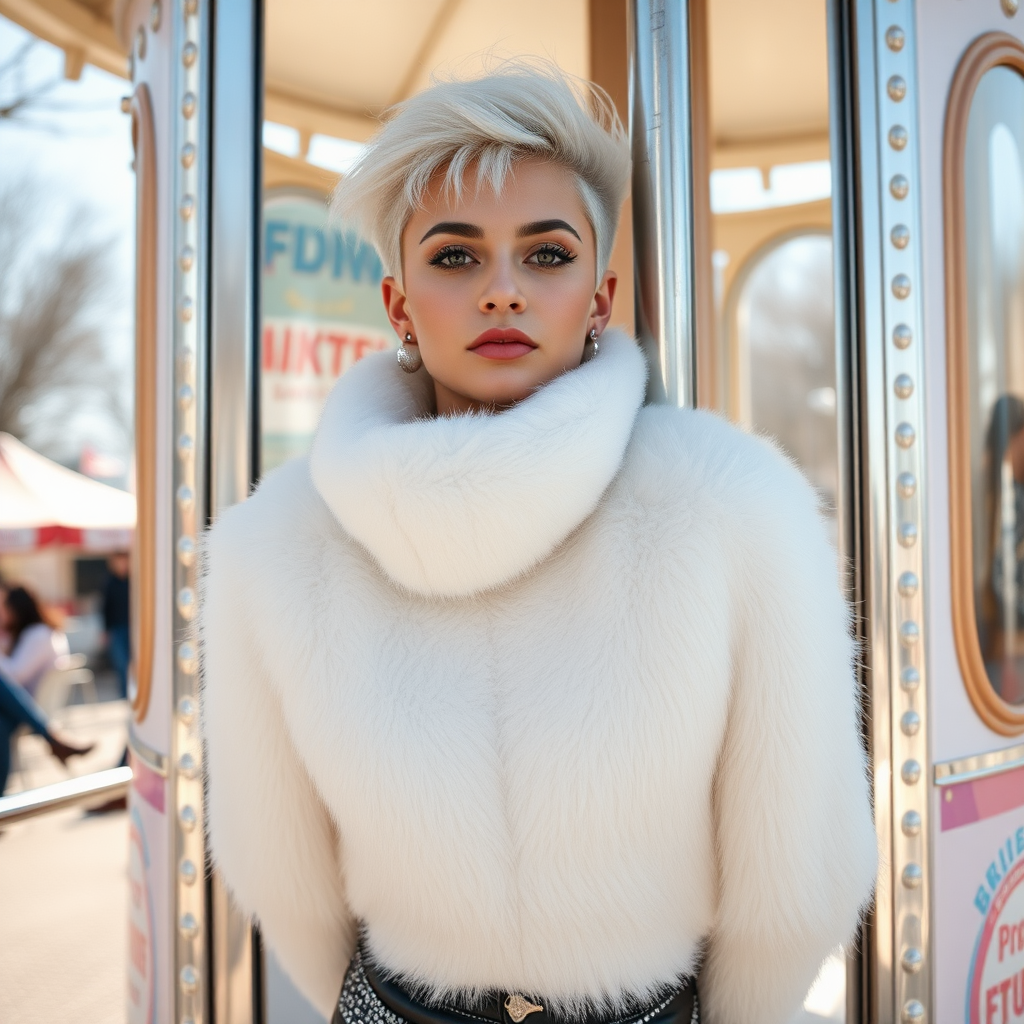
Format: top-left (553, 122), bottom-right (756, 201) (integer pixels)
top-left (628, 0), bottom-right (698, 408)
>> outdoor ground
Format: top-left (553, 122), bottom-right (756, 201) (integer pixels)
top-left (0, 690), bottom-right (129, 1024)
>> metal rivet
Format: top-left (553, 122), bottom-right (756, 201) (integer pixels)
top-left (1003, 0), bottom-right (1019, 15)
top-left (886, 26), bottom-right (905, 51)
top-left (179, 296), bottom-right (194, 322)
top-left (901, 947), bottom-right (924, 974)
top-left (182, 42), bottom-right (197, 68)
top-left (177, 587), bottom-right (196, 620)
top-left (178, 383), bottom-right (195, 408)
top-left (900, 620), bottom-right (920, 646)
top-left (120, 95), bottom-right (131, 114)
top-left (178, 751), bottom-right (198, 779)
top-left (901, 710), bottom-right (921, 736)
top-left (185, 0), bottom-right (199, 15)
top-left (181, 143), bottom-right (196, 169)
top-left (894, 374), bottom-right (914, 399)
top-left (177, 484), bottom-right (194, 509)
top-left (889, 125), bottom-right (908, 151)
top-left (892, 274), bottom-right (912, 299)
top-left (180, 963), bottom-right (199, 993)
top-left (180, 195), bottom-right (195, 221)
top-left (902, 1000), bottom-right (925, 1024)
top-left (890, 174), bottom-right (910, 200)
top-left (178, 697), bottom-right (196, 724)
top-left (136, 26), bottom-right (147, 60)
top-left (177, 433), bottom-right (194, 458)
top-left (178, 641), bottom-right (198, 674)
top-left (150, 0), bottom-right (161, 31)
top-left (182, 91), bottom-right (196, 119)
top-left (891, 224), bottom-right (910, 249)
top-left (945, 788), bottom-right (953, 802)
top-left (898, 570), bottom-right (919, 596)
top-left (179, 911), bottom-right (199, 939)
top-left (888, 75), bottom-right (907, 101)
top-left (901, 666), bottom-right (921, 692)
top-left (179, 859), bottom-right (198, 886)
top-left (902, 809), bottom-right (922, 835)
top-left (180, 245), bottom-right (195, 272)
top-left (177, 535), bottom-right (196, 568)
top-left (901, 759), bottom-right (922, 785)
top-left (899, 522), bottom-right (918, 548)
top-left (179, 805), bottom-right (198, 833)
top-left (896, 422), bottom-right (916, 448)
top-left (893, 323), bottom-right (913, 349)
top-left (898, 473), bottom-right (917, 499)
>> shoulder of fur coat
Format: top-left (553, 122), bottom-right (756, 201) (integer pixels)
top-left (201, 357), bottom-right (877, 1024)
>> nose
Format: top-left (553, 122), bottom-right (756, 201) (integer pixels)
top-left (479, 258), bottom-right (527, 314)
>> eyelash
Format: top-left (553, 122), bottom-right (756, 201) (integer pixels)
top-left (426, 243), bottom-right (578, 270)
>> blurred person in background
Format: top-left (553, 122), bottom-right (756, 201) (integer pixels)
top-left (0, 584), bottom-right (94, 795)
top-left (1, 585), bottom-right (69, 697)
top-left (102, 551), bottom-right (130, 700)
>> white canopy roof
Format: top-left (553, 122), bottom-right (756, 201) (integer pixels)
top-left (0, 432), bottom-right (135, 552)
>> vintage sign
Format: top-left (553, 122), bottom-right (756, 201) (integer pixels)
top-left (261, 190), bottom-right (395, 472)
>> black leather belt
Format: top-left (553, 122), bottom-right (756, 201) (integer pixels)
top-left (334, 938), bottom-right (699, 1024)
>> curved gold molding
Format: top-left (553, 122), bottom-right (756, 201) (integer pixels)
top-left (945, 32), bottom-right (1024, 736)
top-left (131, 83), bottom-right (157, 724)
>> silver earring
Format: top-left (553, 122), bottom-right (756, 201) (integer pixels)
top-left (397, 331), bottom-right (422, 373)
top-left (583, 327), bottom-right (599, 361)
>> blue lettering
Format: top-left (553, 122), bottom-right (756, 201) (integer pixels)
top-left (989, 862), bottom-right (1002, 891)
top-left (264, 220), bottom-right (289, 269)
top-left (1016, 827), bottom-right (1024, 856)
top-left (332, 230), bottom-right (383, 284)
top-left (977, 886), bottom-right (992, 914)
top-left (294, 226), bottom-right (326, 273)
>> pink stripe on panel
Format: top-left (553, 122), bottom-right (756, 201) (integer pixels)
top-left (941, 764), bottom-right (1024, 831)
top-left (130, 751), bottom-right (166, 813)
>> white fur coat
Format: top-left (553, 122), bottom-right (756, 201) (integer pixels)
top-left (200, 330), bottom-right (877, 1024)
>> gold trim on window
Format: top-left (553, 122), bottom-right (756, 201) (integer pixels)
top-left (945, 33), bottom-right (1024, 736)
top-left (130, 83), bottom-right (157, 724)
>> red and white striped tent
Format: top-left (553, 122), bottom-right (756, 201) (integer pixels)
top-left (0, 433), bottom-right (136, 553)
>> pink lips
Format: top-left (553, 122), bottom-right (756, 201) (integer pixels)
top-left (468, 328), bottom-right (538, 361)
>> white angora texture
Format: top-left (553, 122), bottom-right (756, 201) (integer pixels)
top-left (201, 331), bottom-right (877, 1023)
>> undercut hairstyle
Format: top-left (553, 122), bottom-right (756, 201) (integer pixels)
top-left (330, 61), bottom-right (632, 284)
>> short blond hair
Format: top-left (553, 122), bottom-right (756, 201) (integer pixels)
top-left (330, 61), bottom-right (631, 283)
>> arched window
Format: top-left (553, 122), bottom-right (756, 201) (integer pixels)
top-left (946, 35), bottom-right (1024, 734)
top-left (727, 230), bottom-right (838, 531)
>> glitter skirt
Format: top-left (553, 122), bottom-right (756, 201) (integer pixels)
top-left (332, 941), bottom-right (700, 1024)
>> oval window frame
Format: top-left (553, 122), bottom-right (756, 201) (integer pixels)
top-left (946, 32), bottom-right (1024, 736)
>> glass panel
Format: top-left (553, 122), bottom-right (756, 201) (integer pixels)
top-left (732, 234), bottom-right (838, 538)
top-left (964, 65), bottom-right (1024, 706)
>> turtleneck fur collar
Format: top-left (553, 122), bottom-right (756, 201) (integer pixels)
top-left (309, 328), bottom-right (647, 598)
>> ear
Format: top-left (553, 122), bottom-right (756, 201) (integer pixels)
top-left (589, 271), bottom-right (618, 335)
top-left (382, 277), bottom-right (414, 341)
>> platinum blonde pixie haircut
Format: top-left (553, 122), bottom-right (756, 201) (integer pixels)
top-left (330, 61), bottom-right (631, 283)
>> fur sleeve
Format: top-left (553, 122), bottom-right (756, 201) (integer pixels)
top-left (700, 447), bottom-right (877, 1024)
top-left (200, 505), bottom-right (355, 1017)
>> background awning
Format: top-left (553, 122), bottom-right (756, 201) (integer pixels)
top-left (0, 432), bottom-right (135, 553)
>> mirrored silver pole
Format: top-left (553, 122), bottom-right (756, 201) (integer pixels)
top-left (628, 0), bottom-right (696, 408)
top-left (208, 0), bottom-right (262, 1018)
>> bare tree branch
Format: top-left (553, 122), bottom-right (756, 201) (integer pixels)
top-left (0, 180), bottom-right (131, 461)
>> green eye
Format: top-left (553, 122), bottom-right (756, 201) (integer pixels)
top-left (529, 245), bottom-right (576, 268)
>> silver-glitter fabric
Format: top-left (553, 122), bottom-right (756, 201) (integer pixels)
top-left (334, 947), bottom-right (699, 1024)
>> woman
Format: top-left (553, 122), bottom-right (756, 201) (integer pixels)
top-left (1, 585), bottom-right (70, 697)
top-left (201, 65), bottom-right (876, 1024)
top-left (0, 585), bottom-right (94, 794)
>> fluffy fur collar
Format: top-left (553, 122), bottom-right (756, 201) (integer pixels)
top-left (309, 328), bottom-right (647, 598)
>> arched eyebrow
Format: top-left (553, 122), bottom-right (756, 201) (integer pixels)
top-left (419, 221), bottom-right (483, 243)
top-left (517, 219), bottom-right (582, 242)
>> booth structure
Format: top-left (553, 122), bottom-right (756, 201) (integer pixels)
top-left (3, 1), bottom-right (1024, 1023)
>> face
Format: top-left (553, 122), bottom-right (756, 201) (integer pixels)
top-left (382, 158), bottom-right (617, 416)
